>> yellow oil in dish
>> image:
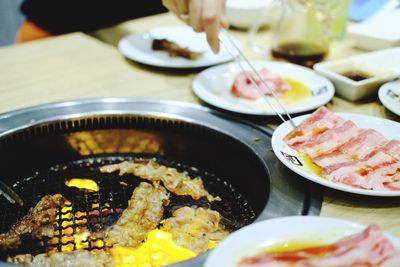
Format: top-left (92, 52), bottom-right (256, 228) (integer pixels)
top-left (300, 154), bottom-right (322, 177)
top-left (280, 78), bottom-right (311, 104)
top-left (65, 178), bottom-right (99, 192)
top-left (263, 240), bottom-right (328, 254)
top-left (111, 229), bottom-right (197, 267)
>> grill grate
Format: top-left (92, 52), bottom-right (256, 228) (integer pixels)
top-left (0, 155), bottom-right (255, 260)
top-left (0, 115), bottom-right (223, 148)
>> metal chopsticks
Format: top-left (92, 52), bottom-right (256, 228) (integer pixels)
top-left (219, 29), bottom-right (296, 128)
top-left (0, 180), bottom-right (24, 206)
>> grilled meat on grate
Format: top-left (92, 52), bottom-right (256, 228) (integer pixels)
top-left (3, 159), bottom-right (238, 266)
top-left (8, 250), bottom-right (112, 267)
top-left (105, 182), bottom-right (170, 247)
top-left (0, 194), bottom-right (66, 251)
top-left (99, 159), bottom-right (220, 202)
top-left (160, 206), bottom-right (229, 254)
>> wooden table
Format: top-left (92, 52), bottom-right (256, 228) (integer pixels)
top-left (0, 13), bottom-right (399, 236)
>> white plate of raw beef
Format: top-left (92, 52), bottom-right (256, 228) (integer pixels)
top-left (192, 61), bottom-right (334, 115)
top-left (204, 216), bottom-right (400, 267)
top-left (271, 106), bottom-right (400, 196)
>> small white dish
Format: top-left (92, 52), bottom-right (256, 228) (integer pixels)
top-left (225, 0), bottom-right (277, 29)
top-left (192, 60), bottom-right (334, 115)
top-left (118, 26), bottom-right (239, 68)
top-left (271, 112), bottom-right (400, 197)
top-left (204, 216), bottom-right (400, 267)
top-left (348, 0), bottom-right (400, 50)
top-left (379, 79), bottom-right (400, 117)
top-left (314, 47), bottom-right (400, 101)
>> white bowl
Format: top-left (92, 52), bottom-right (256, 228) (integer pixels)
top-left (314, 48), bottom-right (400, 101)
top-left (225, 0), bottom-right (276, 29)
top-left (204, 216), bottom-right (400, 267)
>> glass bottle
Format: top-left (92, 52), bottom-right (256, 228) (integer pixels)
top-left (270, 0), bottom-right (331, 67)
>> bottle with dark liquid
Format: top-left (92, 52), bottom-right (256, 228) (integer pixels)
top-left (271, 42), bottom-right (328, 68)
top-left (270, 0), bottom-right (331, 68)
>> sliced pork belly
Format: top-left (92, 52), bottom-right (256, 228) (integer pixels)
top-left (313, 129), bottom-right (387, 168)
top-left (364, 139), bottom-right (400, 160)
top-left (386, 181), bottom-right (400, 190)
top-left (284, 107), bottom-right (400, 191)
top-left (239, 225), bottom-right (399, 267)
top-left (381, 254), bottom-right (400, 267)
top-left (303, 225), bottom-right (397, 267)
top-left (367, 161), bottom-right (400, 191)
top-left (322, 150), bottom-right (398, 190)
top-left (381, 140), bottom-right (400, 160)
top-left (284, 107), bottom-right (346, 150)
top-left (299, 120), bottom-right (361, 159)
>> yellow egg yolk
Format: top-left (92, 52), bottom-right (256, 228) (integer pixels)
top-left (65, 178), bottom-right (99, 192)
top-left (111, 229), bottom-right (197, 267)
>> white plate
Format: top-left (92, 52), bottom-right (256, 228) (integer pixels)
top-left (379, 80), bottom-right (400, 117)
top-left (118, 26), bottom-right (239, 68)
top-left (272, 112), bottom-right (400, 196)
top-left (204, 216), bottom-right (400, 267)
top-left (192, 61), bottom-right (334, 115)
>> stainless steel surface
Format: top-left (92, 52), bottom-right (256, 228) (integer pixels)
top-left (0, 98), bottom-right (321, 267)
top-left (220, 30), bottom-right (296, 128)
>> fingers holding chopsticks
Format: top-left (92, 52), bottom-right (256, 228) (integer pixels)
top-left (162, 0), bottom-right (189, 18)
top-left (162, 0), bottom-right (229, 53)
top-left (200, 0), bottom-right (229, 53)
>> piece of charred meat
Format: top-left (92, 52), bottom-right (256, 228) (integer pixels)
top-left (152, 38), bottom-right (202, 60)
top-left (160, 206), bottom-right (229, 254)
top-left (99, 159), bottom-right (220, 202)
top-left (105, 182), bottom-right (170, 247)
top-left (0, 194), bottom-right (66, 251)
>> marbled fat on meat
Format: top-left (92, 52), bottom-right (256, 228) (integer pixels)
top-left (322, 150), bottom-right (398, 190)
top-left (298, 120), bottom-right (361, 159)
top-left (313, 128), bottom-right (387, 168)
top-left (284, 107), bottom-right (346, 150)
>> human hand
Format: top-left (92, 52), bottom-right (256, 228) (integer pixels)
top-left (162, 0), bottom-right (229, 53)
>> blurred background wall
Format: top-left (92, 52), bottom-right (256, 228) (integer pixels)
top-left (0, 0), bottom-right (25, 46)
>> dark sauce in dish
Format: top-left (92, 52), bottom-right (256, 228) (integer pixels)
top-left (341, 70), bottom-right (372, 81)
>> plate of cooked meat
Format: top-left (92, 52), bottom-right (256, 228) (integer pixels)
top-left (118, 26), bottom-right (240, 68)
top-left (272, 106), bottom-right (400, 196)
top-left (192, 60), bottom-right (334, 115)
top-left (379, 79), bottom-right (400, 117)
top-left (204, 216), bottom-right (400, 267)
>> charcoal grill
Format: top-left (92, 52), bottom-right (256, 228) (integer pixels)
top-left (0, 99), bottom-right (321, 267)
